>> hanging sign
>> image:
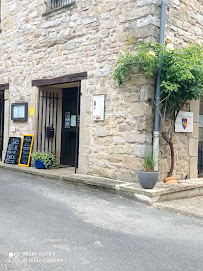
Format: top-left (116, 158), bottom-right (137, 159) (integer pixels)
top-left (4, 137), bottom-right (21, 164)
top-left (175, 111), bottom-right (193, 133)
top-left (18, 135), bottom-right (34, 167)
top-left (93, 95), bottom-right (105, 121)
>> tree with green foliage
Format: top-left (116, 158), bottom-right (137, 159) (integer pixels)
top-left (113, 40), bottom-right (203, 177)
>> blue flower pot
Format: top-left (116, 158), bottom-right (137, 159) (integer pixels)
top-left (34, 160), bottom-right (46, 169)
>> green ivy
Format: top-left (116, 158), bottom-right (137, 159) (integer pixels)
top-left (31, 152), bottom-right (59, 169)
top-left (113, 41), bottom-right (203, 113)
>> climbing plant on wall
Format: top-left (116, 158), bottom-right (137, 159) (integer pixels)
top-left (113, 39), bottom-right (203, 177)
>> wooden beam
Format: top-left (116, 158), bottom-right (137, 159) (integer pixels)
top-left (0, 84), bottom-right (9, 90)
top-left (32, 72), bottom-right (87, 87)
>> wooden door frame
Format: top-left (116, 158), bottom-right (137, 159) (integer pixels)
top-left (0, 84), bottom-right (9, 161)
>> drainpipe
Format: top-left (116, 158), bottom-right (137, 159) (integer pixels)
top-left (153, 0), bottom-right (167, 171)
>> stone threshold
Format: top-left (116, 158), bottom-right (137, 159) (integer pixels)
top-left (0, 162), bottom-right (203, 205)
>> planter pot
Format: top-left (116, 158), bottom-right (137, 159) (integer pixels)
top-left (137, 170), bottom-right (159, 189)
top-left (34, 160), bottom-right (46, 169)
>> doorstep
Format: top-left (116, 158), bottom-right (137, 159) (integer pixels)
top-left (0, 162), bottom-right (203, 205)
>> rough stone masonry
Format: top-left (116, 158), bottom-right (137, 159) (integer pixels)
top-left (0, 0), bottom-right (202, 182)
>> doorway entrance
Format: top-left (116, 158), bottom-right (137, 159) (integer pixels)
top-left (61, 88), bottom-right (80, 166)
top-left (198, 96), bottom-right (203, 177)
top-left (34, 73), bottom-right (86, 170)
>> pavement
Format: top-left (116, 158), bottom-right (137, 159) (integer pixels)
top-left (155, 196), bottom-right (203, 218)
top-left (0, 162), bottom-right (203, 219)
top-left (1, 169), bottom-right (203, 271)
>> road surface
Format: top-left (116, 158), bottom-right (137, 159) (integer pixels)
top-left (0, 169), bottom-right (202, 271)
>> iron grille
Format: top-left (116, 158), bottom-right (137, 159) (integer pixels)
top-left (198, 142), bottom-right (203, 175)
top-left (36, 89), bottom-right (59, 155)
top-left (47, 0), bottom-right (72, 11)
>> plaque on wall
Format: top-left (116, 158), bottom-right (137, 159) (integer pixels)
top-left (71, 115), bottom-right (76, 127)
top-left (175, 111), bottom-right (193, 133)
top-left (93, 95), bottom-right (105, 121)
top-left (199, 115), bottom-right (203, 128)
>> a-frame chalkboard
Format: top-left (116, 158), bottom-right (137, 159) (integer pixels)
top-left (18, 135), bottom-right (34, 167)
top-left (4, 137), bottom-right (21, 164)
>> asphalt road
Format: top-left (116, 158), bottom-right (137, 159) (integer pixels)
top-left (0, 169), bottom-right (202, 271)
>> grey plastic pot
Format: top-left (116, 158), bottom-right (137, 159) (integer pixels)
top-left (137, 170), bottom-right (159, 189)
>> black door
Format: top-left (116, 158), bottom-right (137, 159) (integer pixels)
top-left (61, 88), bottom-right (80, 166)
top-left (0, 92), bottom-right (4, 160)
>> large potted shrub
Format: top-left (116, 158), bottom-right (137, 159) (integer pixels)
top-left (31, 152), bottom-right (59, 169)
top-left (137, 152), bottom-right (159, 189)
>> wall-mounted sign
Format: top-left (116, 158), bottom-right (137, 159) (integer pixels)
top-left (30, 106), bottom-right (35, 116)
top-left (11, 103), bottom-right (28, 121)
top-left (71, 115), bottom-right (76, 127)
top-left (199, 115), bottom-right (203, 128)
top-left (18, 135), bottom-right (34, 167)
top-left (93, 95), bottom-right (105, 121)
top-left (65, 112), bottom-right (70, 128)
top-left (11, 126), bottom-right (16, 132)
top-left (175, 111), bottom-right (193, 133)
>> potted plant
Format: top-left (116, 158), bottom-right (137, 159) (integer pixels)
top-left (137, 152), bottom-right (159, 189)
top-left (31, 152), bottom-right (59, 169)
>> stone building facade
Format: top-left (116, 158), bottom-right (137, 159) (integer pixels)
top-left (0, 0), bottom-right (202, 181)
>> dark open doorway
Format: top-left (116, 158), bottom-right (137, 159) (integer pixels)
top-left (0, 91), bottom-right (4, 160)
top-left (198, 96), bottom-right (203, 177)
top-left (61, 87), bottom-right (80, 167)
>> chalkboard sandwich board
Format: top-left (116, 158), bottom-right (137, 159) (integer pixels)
top-left (4, 137), bottom-right (21, 164)
top-left (18, 135), bottom-right (34, 167)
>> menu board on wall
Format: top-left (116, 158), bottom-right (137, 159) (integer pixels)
top-left (18, 135), bottom-right (34, 167)
top-left (4, 137), bottom-right (21, 164)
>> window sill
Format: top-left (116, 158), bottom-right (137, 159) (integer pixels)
top-left (42, 2), bottom-right (75, 17)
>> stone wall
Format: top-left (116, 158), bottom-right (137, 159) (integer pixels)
top-left (159, 0), bottom-right (203, 180)
top-left (0, 0), bottom-right (161, 181)
top-left (0, 0), bottom-right (202, 181)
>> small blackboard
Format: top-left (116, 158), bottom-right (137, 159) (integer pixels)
top-left (4, 137), bottom-right (21, 164)
top-left (18, 135), bottom-right (34, 167)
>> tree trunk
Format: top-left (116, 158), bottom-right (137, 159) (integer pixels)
top-left (161, 132), bottom-right (175, 177)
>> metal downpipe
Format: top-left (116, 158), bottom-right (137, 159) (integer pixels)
top-left (153, 0), bottom-right (167, 171)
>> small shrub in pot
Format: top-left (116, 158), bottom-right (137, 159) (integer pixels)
top-left (137, 152), bottom-right (159, 189)
top-left (31, 152), bottom-right (59, 169)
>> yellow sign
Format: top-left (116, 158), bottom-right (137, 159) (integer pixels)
top-left (30, 106), bottom-right (35, 116)
top-left (18, 135), bottom-right (34, 167)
